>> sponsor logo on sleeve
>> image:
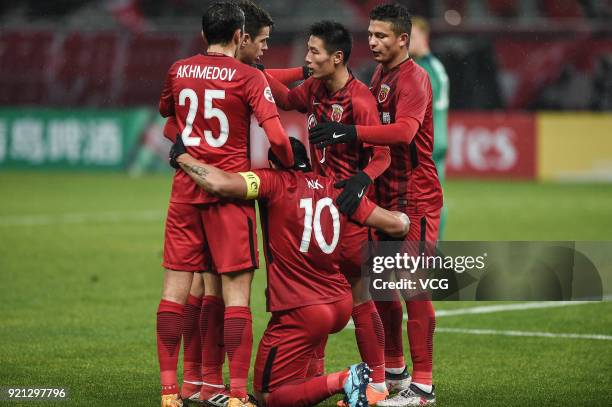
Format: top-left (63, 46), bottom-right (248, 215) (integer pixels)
top-left (264, 86), bottom-right (275, 103)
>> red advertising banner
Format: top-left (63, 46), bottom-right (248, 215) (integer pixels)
top-left (446, 112), bottom-right (536, 179)
top-left (250, 111), bottom-right (537, 180)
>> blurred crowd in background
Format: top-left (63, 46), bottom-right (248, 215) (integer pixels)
top-left (1, 0), bottom-right (611, 111)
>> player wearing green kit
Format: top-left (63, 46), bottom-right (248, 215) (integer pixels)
top-left (409, 16), bottom-right (449, 240)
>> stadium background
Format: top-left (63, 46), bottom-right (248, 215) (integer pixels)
top-left (1, 0), bottom-right (611, 406)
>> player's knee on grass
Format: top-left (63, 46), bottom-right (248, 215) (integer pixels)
top-left (162, 269), bottom-right (196, 304)
top-left (221, 268), bottom-right (255, 306)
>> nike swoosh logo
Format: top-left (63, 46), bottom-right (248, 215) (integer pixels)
top-left (312, 102), bottom-right (321, 105)
top-left (332, 132), bottom-right (345, 139)
top-left (297, 163), bottom-right (307, 168)
top-left (357, 187), bottom-right (366, 198)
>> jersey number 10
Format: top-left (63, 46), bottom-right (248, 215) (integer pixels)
top-left (179, 88), bottom-right (229, 147)
top-left (299, 197), bottom-right (340, 254)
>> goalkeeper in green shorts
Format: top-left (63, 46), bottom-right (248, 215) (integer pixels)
top-left (409, 16), bottom-right (449, 240)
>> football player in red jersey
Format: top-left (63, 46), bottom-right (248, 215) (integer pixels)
top-left (170, 134), bottom-right (410, 407)
top-left (308, 4), bottom-right (442, 406)
top-left (155, 2), bottom-right (294, 407)
top-left (264, 21), bottom-right (392, 404)
top-left (161, 1), bottom-right (292, 404)
top-left (159, 2), bottom-right (311, 404)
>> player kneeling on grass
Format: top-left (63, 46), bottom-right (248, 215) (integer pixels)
top-left (169, 135), bottom-right (409, 407)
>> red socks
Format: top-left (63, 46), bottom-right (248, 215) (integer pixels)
top-left (200, 295), bottom-right (226, 398)
top-left (181, 294), bottom-right (202, 397)
top-left (266, 372), bottom-right (348, 407)
top-left (352, 301), bottom-right (385, 383)
top-left (406, 299), bottom-right (435, 385)
top-left (375, 299), bottom-right (405, 368)
top-left (306, 338), bottom-right (327, 377)
top-left (157, 299), bottom-right (184, 395)
top-left (224, 306), bottom-right (253, 399)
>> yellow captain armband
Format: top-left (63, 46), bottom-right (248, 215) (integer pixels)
top-left (238, 171), bottom-right (261, 199)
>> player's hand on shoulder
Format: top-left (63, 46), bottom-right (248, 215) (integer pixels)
top-left (169, 133), bottom-right (187, 169)
top-left (333, 171), bottom-right (372, 216)
top-left (308, 118), bottom-right (357, 148)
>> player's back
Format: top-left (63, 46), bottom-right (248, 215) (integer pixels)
top-left (160, 53), bottom-right (279, 203)
top-left (253, 169), bottom-right (375, 312)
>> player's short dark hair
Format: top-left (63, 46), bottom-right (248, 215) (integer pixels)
top-left (307, 20), bottom-right (353, 64)
top-left (202, 1), bottom-right (245, 46)
top-left (234, 0), bottom-right (274, 39)
top-left (268, 137), bottom-right (312, 172)
top-left (370, 3), bottom-right (412, 36)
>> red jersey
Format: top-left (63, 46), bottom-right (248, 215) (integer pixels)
top-left (159, 53), bottom-right (279, 204)
top-left (287, 75), bottom-right (383, 180)
top-left (252, 169), bottom-right (377, 312)
top-left (369, 59), bottom-right (443, 213)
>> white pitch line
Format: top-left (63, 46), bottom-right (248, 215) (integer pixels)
top-left (432, 301), bottom-right (594, 318)
top-left (0, 210), bottom-right (164, 226)
top-left (437, 327), bottom-right (612, 341)
top-left (345, 301), bottom-right (600, 328)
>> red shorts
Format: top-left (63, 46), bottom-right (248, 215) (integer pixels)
top-left (254, 295), bottom-right (352, 393)
top-left (339, 221), bottom-right (369, 278)
top-left (406, 208), bottom-right (441, 243)
top-left (162, 200), bottom-right (259, 273)
top-left (369, 208), bottom-right (441, 257)
top-left (405, 207), bottom-right (441, 256)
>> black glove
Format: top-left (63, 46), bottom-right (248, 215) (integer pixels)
top-left (309, 121), bottom-right (357, 148)
top-left (169, 134), bottom-right (186, 169)
top-left (334, 171), bottom-right (372, 216)
top-left (302, 65), bottom-right (312, 79)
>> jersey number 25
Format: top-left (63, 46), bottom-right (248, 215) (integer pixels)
top-left (179, 88), bottom-right (229, 147)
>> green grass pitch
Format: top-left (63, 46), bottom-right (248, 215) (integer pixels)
top-left (0, 173), bottom-right (611, 406)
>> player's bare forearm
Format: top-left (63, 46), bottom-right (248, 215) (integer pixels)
top-left (177, 154), bottom-right (247, 199)
top-left (365, 207), bottom-right (410, 238)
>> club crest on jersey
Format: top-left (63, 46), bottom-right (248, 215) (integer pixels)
top-left (330, 104), bottom-right (344, 122)
top-left (264, 86), bottom-right (275, 103)
top-left (307, 113), bottom-right (318, 129)
top-left (378, 84), bottom-right (391, 103)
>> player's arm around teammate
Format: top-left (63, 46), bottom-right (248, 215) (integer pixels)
top-left (170, 135), bottom-right (408, 238)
